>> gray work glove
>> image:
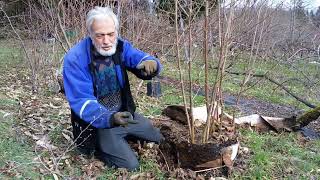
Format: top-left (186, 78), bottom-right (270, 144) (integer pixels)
top-left (136, 60), bottom-right (157, 76)
top-left (111, 111), bottom-right (138, 127)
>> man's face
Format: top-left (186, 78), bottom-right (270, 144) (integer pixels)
top-left (91, 17), bottom-right (117, 56)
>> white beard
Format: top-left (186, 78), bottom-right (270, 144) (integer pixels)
top-left (93, 40), bottom-right (118, 56)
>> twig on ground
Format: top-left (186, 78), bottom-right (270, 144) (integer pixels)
top-left (194, 165), bottom-right (226, 173)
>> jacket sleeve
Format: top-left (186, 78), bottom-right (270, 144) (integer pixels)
top-left (63, 54), bottom-right (115, 128)
top-left (122, 40), bottom-right (162, 80)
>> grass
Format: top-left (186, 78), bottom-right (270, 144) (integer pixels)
top-left (160, 56), bottom-right (320, 110)
top-left (134, 79), bottom-right (207, 117)
top-left (232, 130), bottom-right (320, 179)
top-left (0, 41), bottom-right (23, 70)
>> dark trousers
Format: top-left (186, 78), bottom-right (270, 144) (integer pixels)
top-left (94, 113), bottom-right (163, 170)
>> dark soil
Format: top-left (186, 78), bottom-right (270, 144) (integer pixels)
top-left (151, 117), bottom-right (237, 178)
top-left (158, 123), bottom-right (237, 170)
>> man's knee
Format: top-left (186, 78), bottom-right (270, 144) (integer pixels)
top-left (123, 156), bottom-right (139, 171)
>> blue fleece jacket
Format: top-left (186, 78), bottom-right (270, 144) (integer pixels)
top-left (63, 37), bottom-right (161, 128)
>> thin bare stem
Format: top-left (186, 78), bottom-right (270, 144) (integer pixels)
top-left (175, 0), bottom-right (192, 143)
top-left (204, 0), bottom-right (209, 111)
top-left (188, 0), bottom-right (195, 143)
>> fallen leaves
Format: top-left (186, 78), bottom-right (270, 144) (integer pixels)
top-left (169, 168), bottom-right (205, 179)
top-left (61, 132), bottom-right (72, 142)
top-left (0, 161), bottom-right (25, 178)
top-left (36, 135), bottom-right (57, 150)
top-left (81, 160), bottom-right (105, 178)
top-left (0, 68), bottom-right (77, 176)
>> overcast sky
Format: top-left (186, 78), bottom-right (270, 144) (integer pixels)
top-left (225, 0), bottom-right (320, 11)
top-left (275, 0), bottom-right (320, 10)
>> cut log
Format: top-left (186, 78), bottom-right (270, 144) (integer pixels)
top-left (295, 106), bottom-right (320, 129)
top-left (162, 104), bottom-right (320, 134)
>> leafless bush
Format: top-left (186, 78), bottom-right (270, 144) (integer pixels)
top-left (3, 0), bottom-right (179, 92)
top-left (120, 5), bottom-right (175, 55)
top-left (170, 0), bottom-right (320, 143)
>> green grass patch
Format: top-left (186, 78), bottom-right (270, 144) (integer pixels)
top-left (161, 57), bottom-right (319, 110)
top-left (138, 158), bottom-right (166, 179)
top-left (233, 129), bottom-right (320, 179)
top-left (0, 95), bottom-right (18, 111)
top-left (0, 40), bottom-right (23, 70)
top-left (48, 124), bottom-right (65, 144)
top-left (136, 83), bottom-right (207, 117)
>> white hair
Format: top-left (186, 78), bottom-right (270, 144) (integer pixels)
top-left (86, 6), bottom-right (119, 36)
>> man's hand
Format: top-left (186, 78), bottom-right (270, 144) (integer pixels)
top-left (136, 60), bottom-right (157, 76)
top-left (111, 111), bottom-right (137, 127)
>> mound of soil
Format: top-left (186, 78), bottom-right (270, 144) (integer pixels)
top-left (151, 112), bottom-right (239, 178)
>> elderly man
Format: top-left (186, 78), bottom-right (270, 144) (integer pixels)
top-left (63, 6), bottom-right (163, 170)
